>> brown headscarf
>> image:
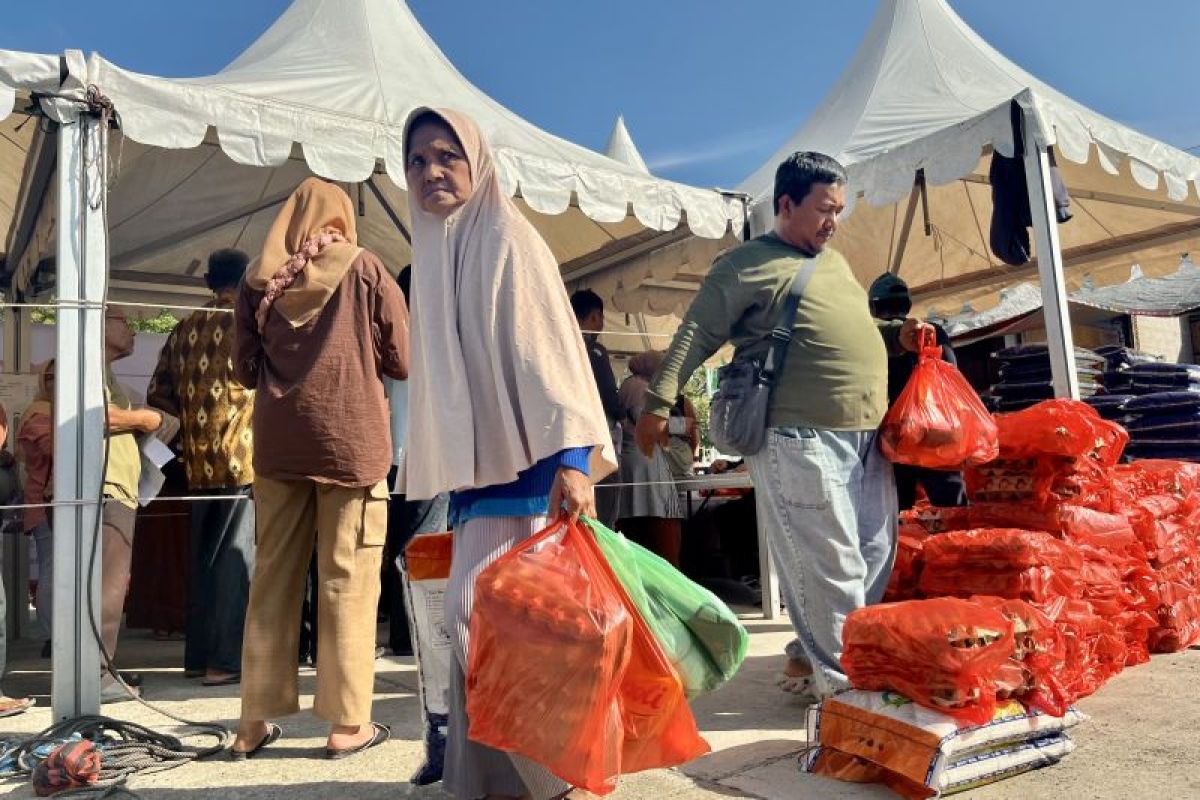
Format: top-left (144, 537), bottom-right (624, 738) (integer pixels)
top-left (247, 177), bottom-right (363, 330)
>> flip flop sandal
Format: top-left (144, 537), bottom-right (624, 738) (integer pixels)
top-left (201, 674), bottom-right (241, 687)
top-left (0, 697), bottom-right (34, 718)
top-left (775, 672), bottom-right (816, 698)
top-left (325, 722), bottom-right (391, 761)
top-left (230, 723), bottom-right (282, 762)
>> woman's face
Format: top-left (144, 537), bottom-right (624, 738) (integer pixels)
top-left (406, 120), bottom-right (473, 218)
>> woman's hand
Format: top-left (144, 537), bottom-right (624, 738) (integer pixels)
top-left (548, 466), bottom-right (595, 524)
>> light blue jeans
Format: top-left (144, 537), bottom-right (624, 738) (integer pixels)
top-left (746, 427), bottom-right (897, 697)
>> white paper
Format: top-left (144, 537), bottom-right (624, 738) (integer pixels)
top-left (141, 436), bottom-right (176, 469)
top-left (136, 436), bottom-right (175, 506)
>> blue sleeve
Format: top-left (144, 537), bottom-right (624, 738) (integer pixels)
top-left (557, 446), bottom-right (592, 478)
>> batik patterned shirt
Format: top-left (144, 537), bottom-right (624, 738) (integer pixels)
top-left (148, 298), bottom-right (255, 489)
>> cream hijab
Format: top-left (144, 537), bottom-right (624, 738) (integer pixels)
top-left (398, 108), bottom-right (617, 499)
top-left (247, 177), bottom-right (363, 330)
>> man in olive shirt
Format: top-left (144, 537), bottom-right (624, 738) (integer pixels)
top-left (102, 308), bottom-right (173, 702)
top-left (637, 152), bottom-right (929, 701)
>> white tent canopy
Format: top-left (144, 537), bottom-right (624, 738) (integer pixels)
top-left (738, 0), bottom-right (1200, 314)
top-left (0, 0), bottom-right (747, 717)
top-left (604, 115), bottom-right (650, 174)
top-left (1, 0), bottom-right (741, 314)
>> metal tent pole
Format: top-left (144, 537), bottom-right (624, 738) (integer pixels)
top-left (1020, 99), bottom-right (1080, 400)
top-left (51, 107), bottom-right (108, 720)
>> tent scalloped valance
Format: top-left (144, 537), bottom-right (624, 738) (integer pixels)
top-left (86, 54), bottom-right (737, 241)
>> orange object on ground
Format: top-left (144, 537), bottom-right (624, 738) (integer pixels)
top-left (841, 598), bottom-right (1016, 725)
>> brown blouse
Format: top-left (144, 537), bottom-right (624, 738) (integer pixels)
top-left (234, 250), bottom-right (409, 487)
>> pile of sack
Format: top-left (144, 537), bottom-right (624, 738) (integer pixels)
top-left (821, 392), bottom-right (1200, 797)
top-left (1123, 390), bottom-right (1200, 463)
top-left (1093, 345), bottom-right (1161, 396)
top-left (987, 345), bottom-right (1105, 412)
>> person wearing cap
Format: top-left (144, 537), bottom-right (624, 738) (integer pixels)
top-left (868, 273), bottom-right (967, 511)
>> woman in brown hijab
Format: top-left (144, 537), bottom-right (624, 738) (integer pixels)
top-left (230, 178), bottom-right (409, 760)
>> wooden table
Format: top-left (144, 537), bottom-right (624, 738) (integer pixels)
top-left (678, 472), bottom-right (782, 620)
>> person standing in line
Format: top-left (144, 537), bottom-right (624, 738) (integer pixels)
top-left (400, 107), bottom-right (615, 800)
top-left (617, 350), bottom-right (685, 566)
top-left (0, 403), bottom-right (33, 718)
top-left (868, 272), bottom-right (966, 510)
top-left (147, 248), bottom-right (258, 687)
top-left (382, 265), bottom-right (449, 658)
top-left (230, 178), bottom-right (409, 760)
top-left (102, 307), bottom-right (176, 703)
top-left (636, 152), bottom-right (931, 703)
top-left (571, 289), bottom-right (625, 529)
top-left (17, 361), bottom-right (54, 654)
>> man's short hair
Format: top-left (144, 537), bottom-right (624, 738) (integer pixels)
top-left (570, 289), bottom-right (604, 321)
top-left (773, 151), bottom-right (848, 215)
top-left (206, 249), bottom-right (249, 291)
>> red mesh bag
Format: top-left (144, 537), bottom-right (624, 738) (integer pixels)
top-left (1150, 595), bottom-right (1200, 653)
top-left (994, 399), bottom-right (1129, 466)
top-left (467, 519), bottom-right (708, 794)
top-left (841, 598), bottom-right (1016, 725)
top-left (918, 529), bottom-right (1083, 602)
top-left (1112, 459), bottom-right (1200, 499)
top-left (883, 524), bottom-right (930, 602)
top-left (965, 455), bottom-right (1113, 511)
top-left (920, 528), bottom-right (1083, 573)
top-left (879, 330), bottom-right (998, 469)
top-left (971, 596), bottom-right (1073, 715)
top-left (1038, 597), bottom-right (1126, 698)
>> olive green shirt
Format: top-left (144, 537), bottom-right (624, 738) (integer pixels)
top-left (646, 235), bottom-right (902, 431)
top-left (104, 372), bottom-right (142, 510)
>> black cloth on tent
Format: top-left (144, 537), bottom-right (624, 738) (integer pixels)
top-left (989, 101), bottom-right (1073, 266)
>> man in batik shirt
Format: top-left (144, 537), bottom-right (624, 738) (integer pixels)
top-left (148, 249), bottom-right (255, 686)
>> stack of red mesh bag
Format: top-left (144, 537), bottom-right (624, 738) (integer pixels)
top-left (842, 597), bottom-right (1071, 725)
top-left (909, 400), bottom-right (1157, 697)
top-left (1111, 460), bottom-right (1200, 652)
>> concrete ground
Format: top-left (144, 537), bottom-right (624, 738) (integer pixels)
top-left (0, 614), bottom-right (1195, 798)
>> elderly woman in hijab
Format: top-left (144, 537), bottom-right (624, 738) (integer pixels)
top-left (617, 351), bottom-right (685, 566)
top-left (230, 178), bottom-right (409, 760)
top-left (400, 108), bottom-right (616, 800)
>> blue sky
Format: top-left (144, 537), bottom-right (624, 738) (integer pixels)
top-left (3, 1), bottom-right (1197, 188)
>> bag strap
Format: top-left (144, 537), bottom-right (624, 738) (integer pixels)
top-left (761, 257), bottom-right (818, 384)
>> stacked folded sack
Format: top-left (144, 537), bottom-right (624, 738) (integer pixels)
top-left (1093, 345), bottom-right (1161, 395)
top-left (803, 690), bottom-right (1084, 799)
top-left (989, 345), bottom-right (1105, 412)
top-left (1123, 390), bottom-right (1200, 463)
top-left (806, 599), bottom-right (1081, 797)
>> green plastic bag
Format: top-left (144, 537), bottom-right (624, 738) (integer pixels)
top-left (585, 517), bottom-right (749, 697)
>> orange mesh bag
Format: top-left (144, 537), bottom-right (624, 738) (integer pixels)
top-left (994, 399), bottom-right (1129, 466)
top-left (467, 519), bottom-right (631, 793)
top-left (917, 529), bottom-right (1084, 603)
top-left (883, 523), bottom-right (930, 602)
top-left (1038, 597), bottom-right (1126, 699)
top-left (467, 519), bottom-right (708, 794)
top-left (841, 598), bottom-right (1016, 725)
top-left (880, 330), bottom-right (998, 469)
top-left (971, 596), bottom-right (1073, 716)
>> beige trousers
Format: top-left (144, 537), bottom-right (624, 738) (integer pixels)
top-left (239, 476), bottom-right (388, 726)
